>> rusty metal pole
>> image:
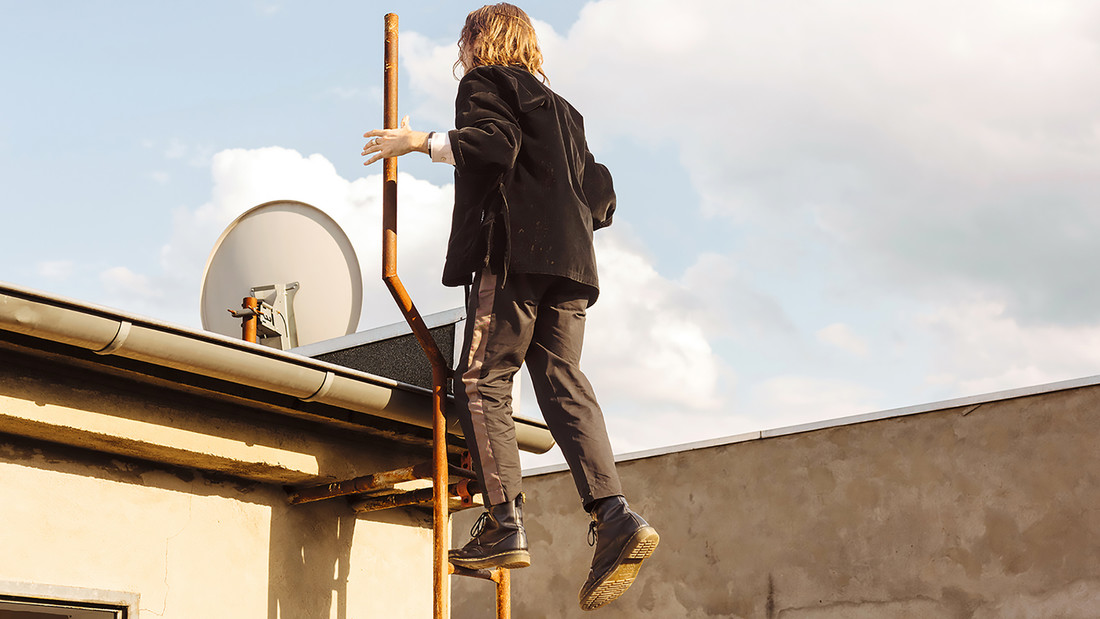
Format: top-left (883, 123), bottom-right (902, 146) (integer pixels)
top-left (381, 13), bottom-right (454, 618)
top-left (430, 361), bottom-right (450, 616)
top-left (495, 568), bottom-right (511, 619)
top-left (241, 297), bottom-right (258, 343)
top-left (382, 14), bottom-right (399, 284)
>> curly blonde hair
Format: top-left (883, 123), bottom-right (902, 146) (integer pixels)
top-left (455, 3), bottom-right (547, 82)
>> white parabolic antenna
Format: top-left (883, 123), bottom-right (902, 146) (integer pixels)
top-left (200, 200), bottom-right (362, 348)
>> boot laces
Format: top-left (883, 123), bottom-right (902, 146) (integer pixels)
top-left (470, 512), bottom-right (491, 538)
top-left (587, 520), bottom-right (598, 547)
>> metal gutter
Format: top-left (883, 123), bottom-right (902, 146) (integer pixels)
top-left (0, 281), bottom-right (554, 454)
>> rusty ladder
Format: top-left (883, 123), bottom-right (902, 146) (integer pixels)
top-left (273, 13), bottom-right (511, 619)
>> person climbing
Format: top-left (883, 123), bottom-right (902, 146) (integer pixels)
top-left (361, 3), bottom-right (658, 610)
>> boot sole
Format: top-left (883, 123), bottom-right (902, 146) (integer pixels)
top-left (579, 526), bottom-right (660, 611)
top-left (449, 549), bottom-right (531, 571)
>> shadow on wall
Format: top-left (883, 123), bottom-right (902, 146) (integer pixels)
top-left (267, 500), bottom-right (357, 619)
top-left (1, 436), bottom-right (431, 619)
top-left (267, 500), bottom-right (434, 619)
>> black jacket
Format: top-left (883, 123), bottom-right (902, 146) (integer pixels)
top-left (443, 65), bottom-right (615, 300)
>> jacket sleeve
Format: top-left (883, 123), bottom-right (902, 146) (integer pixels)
top-left (582, 149), bottom-right (616, 230)
top-left (449, 67), bottom-right (523, 176)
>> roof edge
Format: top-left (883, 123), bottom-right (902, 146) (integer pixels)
top-left (0, 281), bottom-right (554, 454)
top-left (523, 373), bottom-right (1100, 476)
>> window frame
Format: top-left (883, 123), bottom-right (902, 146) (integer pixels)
top-left (0, 581), bottom-right (139, 619)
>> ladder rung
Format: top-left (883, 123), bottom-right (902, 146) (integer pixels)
top-left (450, 565), bottom-right (506, 582)
top-left (286, 462), bottom-right (476, 505)
top-left (349, 481), bottom-right (482, 514)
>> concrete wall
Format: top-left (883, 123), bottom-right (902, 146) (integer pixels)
top-left (454, 383), bottom-right (1100, 617)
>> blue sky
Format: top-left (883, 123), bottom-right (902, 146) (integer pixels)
top-left (5, 1), bottom-right (1100, 468)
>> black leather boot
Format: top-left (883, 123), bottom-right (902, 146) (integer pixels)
top-left (449, 493), bottom-right (531, 570)
top-left (578, 496), bottom-right (659, 611)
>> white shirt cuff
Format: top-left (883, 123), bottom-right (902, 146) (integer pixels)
top-left (430, 131), bottom-right (455, 165)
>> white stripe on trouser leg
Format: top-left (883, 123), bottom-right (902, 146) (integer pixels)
top-left (462, 271), bottom-right (506, 505)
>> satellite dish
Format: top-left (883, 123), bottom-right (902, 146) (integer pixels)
top-left (200, 199), bottom-right (362, 349)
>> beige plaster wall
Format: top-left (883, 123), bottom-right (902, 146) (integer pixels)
top-left (0, 348), bottom-right (438, 618)
top-left (0, 347), bottom-right (429, 486)
top-left (0, 437), bottom-right (433, 619)
top-left (454, 385), bottom-right (1100, 617)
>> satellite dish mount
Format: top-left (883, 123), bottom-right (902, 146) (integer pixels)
top-left (228, 282), bottom-right (301, 349)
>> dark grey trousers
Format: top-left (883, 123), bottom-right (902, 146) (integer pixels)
top-left (454, 269), bottom-right (623, 508)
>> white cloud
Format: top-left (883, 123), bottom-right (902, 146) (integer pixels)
top-left (103, 146), bottom-right (463, 331)
top-left (586, 233), bottom-right (728, 414)
top-left (404, 3), bottom-right (1100, 401)
top-left (541, 0), bottom-right (1100, 414)
top-left (101, 266), bottom-right (149, 290)
top-left (402, 31), bottom-right (463, 130)
top-left (679, 252), bottom-right (795, 339)
top-left (747, 375), bottom-right (881, 429)
top-left (817, 323), bottom-right (869, 357)
top-left (917, 299), bottom-right (1100, 395)
top-left (515, 232), bottom-right (739, 462)
top-left (533, 0), bottom-right (1100, 326)
top-left (98, 266), bottom-right (161, 312)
